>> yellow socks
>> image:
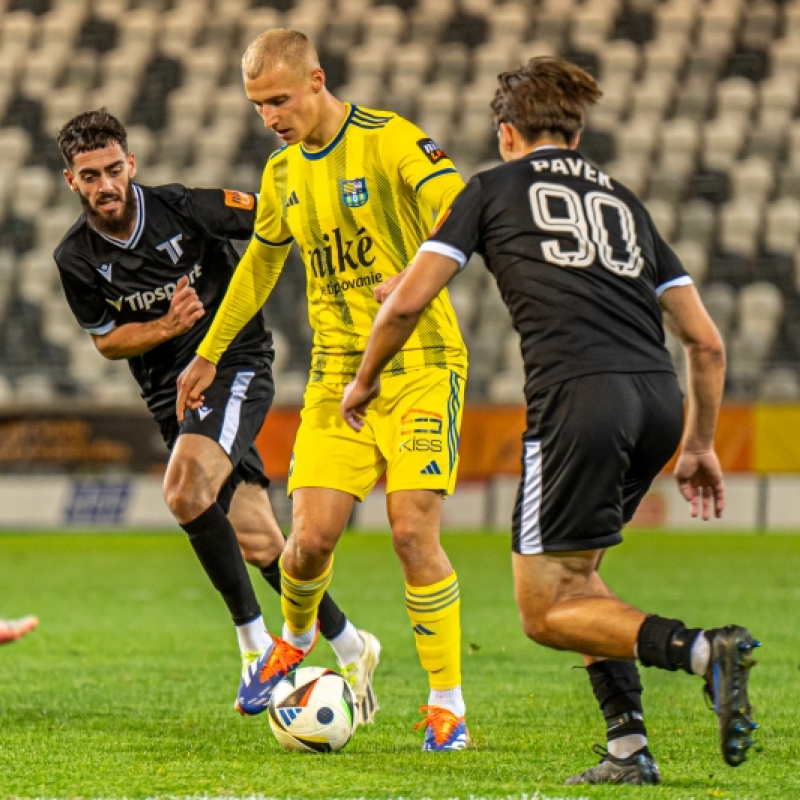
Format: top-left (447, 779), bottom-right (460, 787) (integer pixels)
top-left (406, 571), bottom-right (462, 691)
top-left (280, 554), bottom-right (333, 636)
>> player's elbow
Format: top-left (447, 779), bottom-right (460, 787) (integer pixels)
top-left (685, 333), bottom-right (726, 371)
top-left (91, 334), bottom-right (122, 361)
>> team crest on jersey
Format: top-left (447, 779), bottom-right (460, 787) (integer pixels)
top-left (340, 178), bottom-right (368, 208)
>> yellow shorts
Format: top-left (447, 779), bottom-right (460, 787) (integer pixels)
top-left (287, 368), bottom-right (465, 500)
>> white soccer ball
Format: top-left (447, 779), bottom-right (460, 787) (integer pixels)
top-left (267, 666), bottom-right (356, 753)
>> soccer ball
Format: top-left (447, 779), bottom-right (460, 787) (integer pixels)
top-left (268, 666), bottom-right (356, 753)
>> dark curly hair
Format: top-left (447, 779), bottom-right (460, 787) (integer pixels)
top-left (491, 56), bottom-right (602, 144)
top-left (56, 108), bottom-right (128, 167)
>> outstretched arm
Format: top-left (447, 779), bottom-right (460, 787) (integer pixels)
top-left (660, 284), bottom-right (727, 520)
top-left (176, 240), bottom-right (289, 420)
top-left (341, 250), bottom-right (459, 430)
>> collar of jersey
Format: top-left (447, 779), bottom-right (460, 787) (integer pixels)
top-left (92, 183), bottom-right (145, 249)
top-left (300, 103), bottom-right (356, 161)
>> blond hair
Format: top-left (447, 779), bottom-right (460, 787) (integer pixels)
top-left (241, 28), bottom-right (319, 80)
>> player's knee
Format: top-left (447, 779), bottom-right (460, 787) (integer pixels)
top-left (163, 474), bottom-right (216, 524)
top-left (284, 529), bottom-right (335, 575)
top-left (518, 606), bottom-right (561, 648)
top-left (391, 524), bottom-right (436, 570)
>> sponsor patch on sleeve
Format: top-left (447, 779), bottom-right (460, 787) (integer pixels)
top-left (417, 137), bottom-right (447, 165)
top-left (223, 190), bottom-right (255, 210)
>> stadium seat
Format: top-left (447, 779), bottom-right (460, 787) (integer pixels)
top-left (407, 0), bottom-right (454, 47)
top-left (715, 76), bottom-right (758, 119)
top-left (238, 8), bottom-right (284, 50)
top-left (672, 238), bottom-right (709, 283)
top-left (719, 198), bottom-right (763, 258)
top-left (729, 156), bottom-right (775, 202)
top-left (616, 114), bottom-right (660, 161)
top-left (764, 197), bottom-right (800, 255)
top-left (363, 4), bottom-right (405, 48)
top-left (432, 42), bottom-right (470, 85)
top-left (599, 38), bottom-right (640, 87)
top-left (486, 2), bottom-right (529, 48)
top-left (654, 0), bottom-right (697, 41)
top-left (606, 157), bottom-right (648, 196)
top-left (182, 47), bottom-right (226, 88)
top-left (741, 0), bottom-right (779, 52)
top-left (700, 281), bottom-right (737, 338)
top-left (0, 11), bottom-right (37, 56)
top-left (645, 198), bottom-right (678, 240)
top-left (672, 73), bottom-right (716, 120)
top-left (746, 110), bottom-right (789, 163)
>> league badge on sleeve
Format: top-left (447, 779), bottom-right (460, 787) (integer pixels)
top-left (340, 178), bottom-right (369, 208)
top-left (417, 138), bottom-right (447, 164)
top-left (223, 190), bottom-right (255, 210)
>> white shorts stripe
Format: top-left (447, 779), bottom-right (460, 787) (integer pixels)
top-left (219, 371), bottom-right (255, 456)
top-left (519, 440), bottom-right (543, 555)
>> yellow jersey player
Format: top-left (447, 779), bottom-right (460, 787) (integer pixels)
top-left (177, 29), bottom-right (469, 749)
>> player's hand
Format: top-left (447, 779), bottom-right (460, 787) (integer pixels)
top-left (164, 275), bottom-right (204, 337)
top-left (341, 376), bottom-right (381, 432)
top-left (176, 355), bottom-right (216, 421)
top-left (373, 271), bottom-right (408, 304)
top-left (673, 449), bottom-right (725, 521)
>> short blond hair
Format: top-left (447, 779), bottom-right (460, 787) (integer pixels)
top-left (241, 28), bottom-right (319, 80)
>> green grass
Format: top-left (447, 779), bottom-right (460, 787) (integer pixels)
top-left (0, 530), bottom-right (798, 800)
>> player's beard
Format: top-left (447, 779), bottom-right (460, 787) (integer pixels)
top-left (81, 181), bottom-right (136, 238)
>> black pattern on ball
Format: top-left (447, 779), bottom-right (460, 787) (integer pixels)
top-left (316, 706), bottom-right (334, 724)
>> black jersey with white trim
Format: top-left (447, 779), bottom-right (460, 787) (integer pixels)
top-left (422, 148), bottom-right (691, 402)
top-left (54, 183), bottom-right (272, 420)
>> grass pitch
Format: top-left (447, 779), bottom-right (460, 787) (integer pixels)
top-left (0, 530), bottom-right (798, 800)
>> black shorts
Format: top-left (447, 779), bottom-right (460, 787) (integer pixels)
top-left (511, 372), bottom-right (684, 555)
top-left (159, 359), bottom-right (275, 513)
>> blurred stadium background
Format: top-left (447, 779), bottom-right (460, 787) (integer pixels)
top-left (1, 0), bottom-right (800, 530)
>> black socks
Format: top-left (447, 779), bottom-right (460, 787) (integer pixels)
top-left (181, 503), bottom-right (261, 625)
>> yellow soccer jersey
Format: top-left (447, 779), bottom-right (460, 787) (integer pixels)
top-left (255, 104), bottom-right (467, 382)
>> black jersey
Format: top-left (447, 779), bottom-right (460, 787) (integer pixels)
top-left (54, 183), bottom-right (272, 420)
top-left (422, 147), bottom-right (692, 403)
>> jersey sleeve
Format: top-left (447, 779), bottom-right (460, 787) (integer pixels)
top-left (417, 175), bottom-right (484, 270)
top-left (54, 250), bottom-right (116, 335)
top-left (195, 161), bottom-right (293, 364)
top-left (382, 116), bottom-right (465, 219)
top-left (182, 187), bottom-right (258, 239)
top-left (651, 226), bottom-right (693, 297)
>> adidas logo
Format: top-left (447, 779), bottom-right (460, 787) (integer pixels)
top-left (413, 624), bottom-right (435, 635)
top-left (279, 707), bottom-right (302, 725)
top-left (286, 190), bottom-right (299, 208)
top-left (197, 406), bottom-right (213, 421)
top-left (420, 460), bottom-right (442, 476)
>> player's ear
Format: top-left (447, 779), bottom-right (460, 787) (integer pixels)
top-left (63, 169), bottom-right (79, 192)
top-left (497, 122), bottom-right (515, 161)
top-left (310, 66), bottom-right (325, 93)
top-left (128, 151), bottom-right (137, 178)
